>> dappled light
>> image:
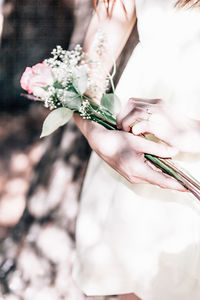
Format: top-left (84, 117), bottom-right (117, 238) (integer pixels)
top-left (0, 1), bottom-right (103, 299)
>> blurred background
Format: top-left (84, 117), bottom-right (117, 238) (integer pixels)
top-left (0, 1), bottom-right (137, 299)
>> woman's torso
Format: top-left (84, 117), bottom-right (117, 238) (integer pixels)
top-left (117, 0), bottom-right (200, 120)
top-left (73, 2), bottom-right (200, 297)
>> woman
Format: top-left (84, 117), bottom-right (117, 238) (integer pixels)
top-left (73, 0), bottom-right (200, 299)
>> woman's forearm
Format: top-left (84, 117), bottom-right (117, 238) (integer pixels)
top-left (84, 0), bottom-right (136, 73)
top-left (74, 0), bottom-right (136, 137)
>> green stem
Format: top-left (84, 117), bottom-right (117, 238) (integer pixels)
top-left (75, 111), bottom-right (116, 130)
top-left (144, 154), bottom-right (184, 182)
top-left (90, 115), bottom-right (116, 130)
top-left (89, 103), bottom-right (117, 126)
top-left (83, 96), bottom-right (116, 125)
top-left (145, 154), bottom-right (200, 199)
top-left (108, 75), bottom-right (115, 93)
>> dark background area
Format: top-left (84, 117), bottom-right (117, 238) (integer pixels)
top-left (0, 0), bottom-right (74, 110)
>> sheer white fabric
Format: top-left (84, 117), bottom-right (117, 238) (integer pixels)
top-left (73, 1), bottom-right (200, 299)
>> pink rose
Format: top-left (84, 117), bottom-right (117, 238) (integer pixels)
top-left (20, 62), bottom-right (54, 99)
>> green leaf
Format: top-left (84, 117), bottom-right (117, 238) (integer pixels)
top-left (40, 107), bottom-right (73, 138)
top-left (101, 93), bottom-right (121, 115)
top-left (72, 66), bottom-right (88, 95)
top-left (42, 86), bottom-right (49, 91)
top-left (62, 90), bottom-right (82, 110)
top-left (53, 81), bottom-right (63, 89)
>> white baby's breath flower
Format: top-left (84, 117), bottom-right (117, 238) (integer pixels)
top-left (45, 45), bottom-right (84, 92)
top-left (45, 45), bottom-right (83, 70)
top-left (79, 100), bottom-right (91, 119)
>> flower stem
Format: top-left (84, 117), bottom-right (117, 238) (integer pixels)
top-left (90, 115), bottom-right (117, 130)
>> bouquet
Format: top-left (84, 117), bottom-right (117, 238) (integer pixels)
top-left (20, 45), bottom-right (200, 200)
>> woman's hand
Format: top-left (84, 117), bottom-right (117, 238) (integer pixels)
top-left (117, 98), bottom-right (200, 153)
top-left (74, 114), bottom-right (185, 191)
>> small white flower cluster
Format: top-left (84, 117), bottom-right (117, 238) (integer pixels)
top-left (42, 86), bottom-right (62, 110)
top-left (42, 45), bottom-right (85, 110)
top-left (44, 98), bottom-right (58, 110)
top-left (45, 45), bottom-right (84, 89)
top-left (56, 89), bottom-right (65, 103)
top-left (46, 45), bottom-right (83, 68)
top-left (79, 100), bottom-right (92, 119)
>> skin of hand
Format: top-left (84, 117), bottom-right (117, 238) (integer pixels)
top-left (74, 113), bottom-right (186, 191)
top-left (117, 98), bottom-right (200, 154)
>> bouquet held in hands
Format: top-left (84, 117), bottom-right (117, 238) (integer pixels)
top-left (20, 44), bottom-right (200, 200)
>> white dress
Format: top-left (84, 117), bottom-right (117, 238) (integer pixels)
top-left (73, 1), bottom-right (200, 299)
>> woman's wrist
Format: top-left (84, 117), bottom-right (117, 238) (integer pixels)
top-left (73, 113), bottom-right (107, 148)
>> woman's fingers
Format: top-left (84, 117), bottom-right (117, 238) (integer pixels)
top-left (130, 135), bottom-right (178, 158)
top-left (117, 98), bottom-right (163, 130)
top-left (116, 98), bottom-right (152, 129)
top-left (131, 120), bottom-right (152, 135)
top-left (120, 108), bottom-right (148, 131)
top-left (131, 119), bottom-right (171, 145)
top-left (129, 97), bottom-right (163, 105)
top-left (139, 162), bottom-right (186, 191)
top-left (116, 100), bottom-right (136, 129)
